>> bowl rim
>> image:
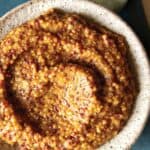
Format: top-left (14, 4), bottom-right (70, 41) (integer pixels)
top-left (0, 0), bottom-right (150, 149)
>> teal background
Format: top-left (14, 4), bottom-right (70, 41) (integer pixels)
top-left (0, 0), bottom-right (149, 150)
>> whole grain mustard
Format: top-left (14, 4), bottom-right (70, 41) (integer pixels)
top-left (0, 9), bottom-right (137, 150)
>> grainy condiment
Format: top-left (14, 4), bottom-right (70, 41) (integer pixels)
top-left (0, 9), bottom-right (137, 150)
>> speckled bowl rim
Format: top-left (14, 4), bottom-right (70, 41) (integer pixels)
top-left (0, 0), bottom-right (150, 149)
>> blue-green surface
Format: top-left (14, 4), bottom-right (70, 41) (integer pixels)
top-left (0, 0), bottom-right (149, 150)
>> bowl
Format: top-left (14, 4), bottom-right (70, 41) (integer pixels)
top-left (0, 0), bottom-right (150, 149)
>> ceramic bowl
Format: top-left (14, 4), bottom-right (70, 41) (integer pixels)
top-left (0, 0), bottom-right (150, 149)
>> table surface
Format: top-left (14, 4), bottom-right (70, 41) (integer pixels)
top-left (0, 0), bottom-right (149, 150)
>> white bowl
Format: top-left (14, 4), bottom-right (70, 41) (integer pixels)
top-left (0, 0), bottom-right (150, 149)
